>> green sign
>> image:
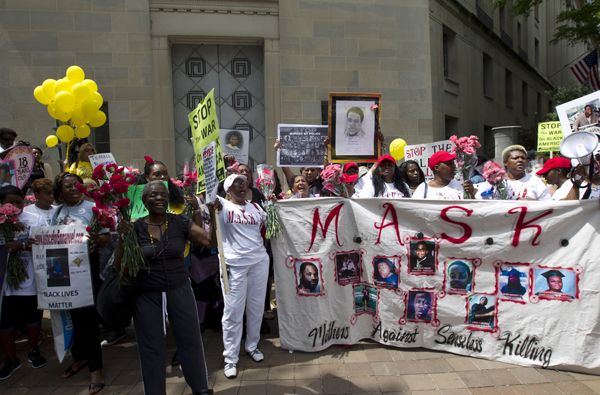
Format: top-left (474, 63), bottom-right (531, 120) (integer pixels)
top-left (127, 182), bottom-right (168, 219)
top-left (537, 122), bottom-right (564, 152)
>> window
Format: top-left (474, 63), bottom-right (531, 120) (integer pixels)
top-left (534, 38), bottom-right (540, 67)
top-left (442, 26), bottom-right (457, 80)
top-left (505, 70), bottom-right (513, 108)
top-left (522, 82), bottom-right (528, 115)
top-left (537, 92), bottom-right (542, 122)
top-left (445, 116), bottom-right (458, 140)
top-left (443, 34), bottom-right (449, 78)
top-left (483, 53), bottom-right (493, 97)
top-left (499, 6), bottom-right (506, 31)
top-left (517, 22), bottom-right (522, 48)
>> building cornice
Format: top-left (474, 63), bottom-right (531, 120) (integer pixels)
top-left (149, 0), bottom-right (279, 15)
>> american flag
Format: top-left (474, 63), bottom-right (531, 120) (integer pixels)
top-left (571, 50), bottom-right (600, 91)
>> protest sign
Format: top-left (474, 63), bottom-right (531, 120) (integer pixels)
top-left (89, 153), bottom-right (116, 170)
top-left (188, 89), bottom-right (225, 193)
top-left (31, 225), bottom-right (94, 310)
top-left (272, 198), bottom-right (600, 374)
top-left (126, 182), bottom-right (168, 219)
top-left (220, 129), bottom-right (249, 166)
top-left (4, 146), bottom-right (34, 189)
top-left (202, 141), bottom-right (218, 203)
top-left (537, 122), bottom-right (564, 152)
top-left (556, 90), bottom-right (600, 136)
top-left (404, 140), bottom-right (452, 181)
top-left (277, 124), bottom-right (329, 167)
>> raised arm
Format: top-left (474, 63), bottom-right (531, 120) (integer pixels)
top-left (187, 199), bottom-right (221, 249)
top-left (274, 139), bottom-right (294, 188)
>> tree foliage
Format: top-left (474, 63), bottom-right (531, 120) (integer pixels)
top-left (544, 84), bottom-right (593, 121)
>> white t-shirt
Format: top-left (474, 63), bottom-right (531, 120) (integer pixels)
top-left (3, 210), bottom-right (47, 296)
top-left (24, 204), bottom-right (56, 225)
top-left (353, 170), bottom-right (372, 196)
top-left (505, 174), bottom-right (550, 200)
top-left (352, 177), bottom-right (411, 199)
top-left (551, 180), bottom-right (574, 201)
top-left (412, 179), bottom-right (465, 200)
top-left (216, 196), bottom-right (268, 265)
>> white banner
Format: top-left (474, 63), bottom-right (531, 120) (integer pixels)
top-left (404, 140), bottom-right (452, 181)
top-left (272, 198), bottom-right (600, 374)
top-left (31, 225), bottom-right (94, 310)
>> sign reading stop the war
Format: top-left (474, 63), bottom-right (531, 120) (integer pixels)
top-left (404, 140), bottom-right (452, 181)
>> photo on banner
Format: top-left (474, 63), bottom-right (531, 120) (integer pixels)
top-left (294, 258), bottom-right (324, 296)
top-left (373, 256), bottom-right (399, 289)
top-left (404, 140), bottom-right (453, 181)
top-left (499, 264), bottom-right (529, 302)
top-left (408, 238), bottom-right (437, 275)
top-left (328, 93), bottom-right (381, 163)
top-left (445, 259), bottom-right (474, 294)
top-left (277, 124), bottom-right (328, 167)
top-left (406, 290), bottom-right (434, 323)
top-left (467, 294), bottom-right (496, 331)
top-left (354, 284), bottom-right (378, 315)
top-left (556, 90), bottom-right (600, 136)
top-left (335, 251), bottom-right (361, 286)
top-left (533, 267), bottom-right (577, 301)
top-left (220, 129), bottom-right (249, 166)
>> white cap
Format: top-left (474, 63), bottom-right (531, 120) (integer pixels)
top-left (223, 174), bottom-right (247, 192)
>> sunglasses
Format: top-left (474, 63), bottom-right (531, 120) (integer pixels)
top-left (84, 148), bottom-right (95, 153)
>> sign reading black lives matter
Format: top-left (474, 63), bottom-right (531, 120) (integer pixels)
top-left (272, 198), bottom-right (600, 374)
top-left (277, 124), bottom-right (328, 167)
top-left (31, 225), bottom-right (94, 310)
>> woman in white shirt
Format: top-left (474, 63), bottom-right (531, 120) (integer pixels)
top-left (352, 155), bottom-right (411, 198)
top-left (501, 145), bottom-right (550, 201)
top-left (23, 178), bottom-right (56, 224)
top-left (413, 151), bottom-right (475, 199)
top-left (217, 174), bottom-right (269, 379)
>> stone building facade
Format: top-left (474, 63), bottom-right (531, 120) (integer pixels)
top-left (0, 0), bottom-right (587, 173)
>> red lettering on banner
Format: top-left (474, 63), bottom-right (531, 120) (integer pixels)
top-left (306, 203), bottom-right (344, 252)
top-left (440, 206), bottom-right (473, 244)
top-left (508, 206), bottom-right (553, 247)
top-left (374, 203), bottom-right (404, 245)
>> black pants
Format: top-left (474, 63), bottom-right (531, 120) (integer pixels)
top-left (71, 250), bottom-right (102, 372)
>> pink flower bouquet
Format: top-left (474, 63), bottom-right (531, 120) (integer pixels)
top-left (255, 164), bottom-right (282, 239)
top-left (321, 164), bottom-right (348, 196)
top-left (0, 203), bottom-right (27, 290)
top-left (482, 161), bottom-right (509, 200)
top-left (450, 135), bottom-right (481, 199)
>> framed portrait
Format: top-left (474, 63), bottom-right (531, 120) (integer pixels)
top-left (328, 93), bottom-right (382, 163)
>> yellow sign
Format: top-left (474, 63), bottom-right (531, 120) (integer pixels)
top-left (188, 89), bottom-right (225, 193)
top-left (537, 122), bottom-right (564, 152)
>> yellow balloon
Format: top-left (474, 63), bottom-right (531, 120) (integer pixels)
top-left (389, 138), bottom-right (407, 161)
top-left (90, 92), bottom-right (103, 108)
top-left (46, 135), bottom-right (58, 148)
top-left (81, 97), bottom-right (98, 118)
top-left (71, 83), bottom-right (90, 103)
top-left (57, 125), bottom-right (74, 143)
top-left (54, 109), bottom-right (72, 123)
top-left (83, 79), bottom-right (97, 93)
top-left (34, 86), bottom-right (50, 105)
top-left (70, 107), bottom-right (87, 126)
top-left (66, 66), bottom-right (85, 84)
top-left (42, 79), bottom-right (56, 101)
top-left (47, 102), bottom-right (57, 119)
top-left (55, 91), bottom-right (76, 113)
top-left (75, 125), bottom-right (91, 139)
top-left (89, 110), bottom-right (107, 128)
top-left (54, 78), bottom-right (73, 93)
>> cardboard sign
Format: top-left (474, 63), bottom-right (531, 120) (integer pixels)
top-left (272, 198), bottom-right (600, 374)
top-left (127, 182), bottom-right (169, 219)
top-left (220, 129), bottom-right (249, 166)
top-left (188, 89), bottom-right (225, 193)
top-left (404, 140), bottom-right (452, 181)
top-left (277, 124), bottom-right (328, 167)
top-left (202, 141), bottom-right (218, 204)
top-left (537, 122), bottom-right (564, 152)
top-left (89, 153), bottom-right (116, 170)
top-left (4, 146), bottom-right (34, 189)
top-left (31, 225), bottom-right (94, 310)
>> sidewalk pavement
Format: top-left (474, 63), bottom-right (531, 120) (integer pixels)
top-left (1, 311), bottom-right (600, 395)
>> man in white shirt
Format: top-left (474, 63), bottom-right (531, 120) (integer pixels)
top-left (574, 105), bottom-right (599, 131)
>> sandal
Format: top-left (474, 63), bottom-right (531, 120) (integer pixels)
top-left (62, 361), bottom-right (88, 378)
top-left (89, 382), bottom-right (104, 394)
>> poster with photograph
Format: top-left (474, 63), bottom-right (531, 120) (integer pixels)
top-left (220, 129), bottom-right (249, 166)
top-left (4, 146), bottom-right (34, 189)
top-left (277, 125), bottom-right (328, 167)
top-left (406, 290), bottom-right (433, 323)
top-left (499, 265), bottom-right (529, 301)
top-left (467, 295), bottom-right (496, 330)
top-left (294, 259), bottom-right (323, 296)
top-left (31, 225), bottom-right (94, 310)
top-left (446, 260), bottom-right (474, 294)
top-left (354, 284), bottom-right (377, 315)
top-left (533, 268), bottom-right (576, 301)
top-left (373, 257), bottom-right (399, 288)
top-left (409, 239), bottom-right (436, 274)
top-left (335, 252), bottom-right (361, 285)
top-left (404, 140), bottom-right (453, 181)
top-left (556, 90), bottom-right (600, 136)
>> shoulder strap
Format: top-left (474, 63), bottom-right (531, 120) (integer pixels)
top-left (424, 182), bottom-right (428, 198)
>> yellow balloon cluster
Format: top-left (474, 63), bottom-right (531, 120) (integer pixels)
top-left (34, 65), bottom-right (106, 146)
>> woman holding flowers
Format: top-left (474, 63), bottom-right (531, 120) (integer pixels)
top-left (68, 142), bottom-right (96, 179)
top-left (115, 181), bottom-right (219, 395)
top-left (51, 172), bottom-right (109, 393)
top-left (412, 151), bottom-right (475, 199)
top-left (353, 155), bottom-right (411, 198)
top-left (0, 186), bottom-right (47, 380)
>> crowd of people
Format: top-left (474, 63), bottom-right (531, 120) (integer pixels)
top-left (0, 128), bottom-right (595, 395)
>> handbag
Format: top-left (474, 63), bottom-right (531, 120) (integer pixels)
top-left (96, 268), bottom-right (138, 329)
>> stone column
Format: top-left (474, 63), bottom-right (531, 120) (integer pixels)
top-left (264, 38), bottom-right (282, 168)
top-left (491, 126), bottom-right (521, 162)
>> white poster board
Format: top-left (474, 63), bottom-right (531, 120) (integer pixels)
top-left (31, 225), bottom-right (94, 310)
top-left (202, 141), bottom-right (218, 204)
top-left (404, 140), bottom-right (452, 181)
top-left (556, 90), bottom-right (600, 137)
top-left (277, 124), bottom-right (328, 167)
top-left (220, 129), bottom-right (249, 165)
top-left (89, 153), bottom-right (116, 170)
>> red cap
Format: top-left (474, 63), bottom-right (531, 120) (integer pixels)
top-left (536, 157), bottom-right (572, 175)
top-left (376, 155), bottom-right (396, 167)
top-left (344, 174), bottom-right (358, 184)
top-left (429, 151), bottom-right (456, 170)
top-left (343, 162), bottom-right (358, 173)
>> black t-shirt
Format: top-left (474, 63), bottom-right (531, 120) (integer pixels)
top-left (134, 213), bottom-right (192, 292)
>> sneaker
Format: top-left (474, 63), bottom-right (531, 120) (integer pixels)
top-left (0, 357), bottom-right (21, 380)
top-left (28, 349), bottom-right (46, 369)
top-left (247, 349), bottom-right (264, 362)
top-left (223, 363), bottom-right (237, 379)
top-left (101, 329), bottom-right (126, 347)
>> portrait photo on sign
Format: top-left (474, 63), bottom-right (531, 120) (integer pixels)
top-left (46, 248), bottom-right (70, 287)
top-left (409, 239), bottom-right (437, 274)
top-left (328, 93), bottom-right (381, 163)
top-left (499, 265), bottom-right (529, 301)
top-left (467, 295), bottom-right (496, 330)
top-left (277, 124), bottom-right (328, 167)
top-left (373, 256), bottom-right (399, 289)
top-left (406, 290), bottom-right (434, 323)
top-left (556, 90), bottom-right (600, 135)
top-left (445, 260), bottom-right (473, 294)
top-left (219, 129), bottom-right (249, 166)
top-left (294, 259), bottom-right (324, 296)
top-left (335, 252), bottom-right (361, 286)
top-left (354, 284), bottom-right (378, 315)
top-left (0, 160), bottom-right (16, 187)
top-left (534, 268), bottom-right (576, 301)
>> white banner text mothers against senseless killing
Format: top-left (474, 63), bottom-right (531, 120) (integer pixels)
top-left (272, 198), bottom-right (600, 374)
top-left (32, 225), bottom-right (94, 310)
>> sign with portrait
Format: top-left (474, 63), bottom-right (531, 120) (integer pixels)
top-left (220, 129), bottom-right (249, 166)
top-left (277, 125), bottom-right (328, 167)
top-left (328, 93), bottom-right (381, 163)
top-left (404, 140), bottom-right (453, 181)
top-left (556, 90), bottom-right (600, 136)
top-left (4, 146), bottom-right (34, 189)
top-left (31, 225), bottom-right (94, 310)
top-left (272, 198), bottom-right (600, 374)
